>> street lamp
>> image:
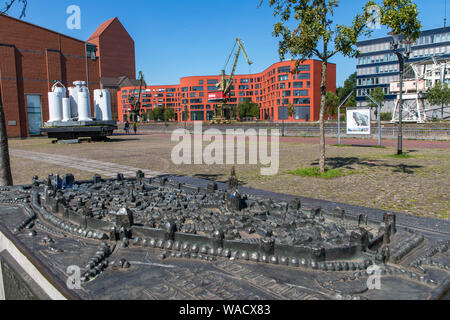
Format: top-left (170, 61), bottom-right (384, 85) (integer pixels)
top-left (389, 31), bottom-right (412, 155)
top-left (183, 106), bottom-right (188, 130)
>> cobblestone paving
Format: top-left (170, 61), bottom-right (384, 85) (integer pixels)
top-left (10, 149), bottom-right (162, 179)
top-left (8, 135), bottom-right (450, 220)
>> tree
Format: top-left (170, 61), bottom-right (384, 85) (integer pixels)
top-left (325, 91), bottom-right (339, 119)
top-left (366, 87), bottom-right (385, 117)
top-left (269, 0), bottom-right (421, 173)
top-left (270, 0), bottom-right (374, 173)
top-left (0, 89), bottom-right (13, 186)
top-left (427, 82), bottom-right (450, 119)
top-left (238, 100), bottom-right (259, 118)
top-left (0, 0), bottom-right (28, 186)
top-left (337, 72), bottom-right (357, 107)
top-left (0, 0), bottom-right (28, 18)
top-left (288, 103), bottom-right (295, 119)
top-left (164, 108), bottom-right (175, 122)
top-left (152, 107), bottom-right (164, 121)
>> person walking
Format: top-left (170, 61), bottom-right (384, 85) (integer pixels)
top-left (133, 122), bottom-right (138, 135)
top-left (124, 121), bottom-right (130, 135)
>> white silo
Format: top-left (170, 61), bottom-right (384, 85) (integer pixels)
top-left (53, 85), bottom-right (66, 98)
top-left (62, 98), bottom-right (71, 122)
top-left (68, 81), bottom-right (87, 118)
top-left (48, 92), bottom-right (63, 122)
top-left (48, 82), bottom-right (66, 123)
top-left (94, 89), bottom-right (112, 121)
top-left (77, 91), bottom-right (92, 122)
top-left (68, 86), bottom-right (81, 118)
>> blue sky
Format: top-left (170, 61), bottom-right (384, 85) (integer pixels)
top-left (4, 0), bottom-right (449, 86)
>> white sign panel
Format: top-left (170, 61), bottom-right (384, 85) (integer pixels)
top-left (346, 108), bottom-right (371, 135)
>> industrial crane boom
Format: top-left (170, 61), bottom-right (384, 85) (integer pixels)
top-left (216, 38), bottom-right (253, 99)
top-left (209, 38), bottom-right (253, 124)
top-left (128, 71), bottom-right (145, 121)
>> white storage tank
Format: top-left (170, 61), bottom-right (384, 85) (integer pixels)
top-left (53, 85), bottom-right (67, 98)
top-left (62, 98), bottom-right (71, 122)
top-left (48, 92), bottom-right (63, 122)
top-left (77, 91), bottom-right (92, 122)
top-left (94, 89), bottom-right (112, 121)
top-left (68, 81), bottom-right (87, 118)
top-left (68, 86), bottom-right (81, 118)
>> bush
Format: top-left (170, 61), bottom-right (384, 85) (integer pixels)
top-left (287, 167), bottom-right (354, 179)
top-left (380, 112), bottom-right (392, 121)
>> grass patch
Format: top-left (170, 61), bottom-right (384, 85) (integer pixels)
top-left (287, 167), bottom-right (354, 179)
top-left (386, 153), bottom-right (416, 159)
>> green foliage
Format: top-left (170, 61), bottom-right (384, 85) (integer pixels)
top-left (288, 103), bottom-right (295, 118)
top-left (337, 72), bottom-right (357, 107)
top-left (270, 0), bottom-right (375, 63)
top-left (164, 108), bottom-right (175, 121)
top-left (380, 112), bottom-right (392, 121)
top-left (152, 107), bottom-right (164, 121)
top-left (269, 0), bottom-right (421, 173)
top-left (426, 83), bottom-right (450, 107)
top-left (238, 100), bottom-right (259, 118)
top-left (325, 91), bottom-right (339, 117)
top-left (287, 167), bottom-right (353, 179)
top-left (378, 0), bottom-right (422, 42)
top-left (387, 153), bottom-right (415, 159)
top-left (366, 87), bottom-right (385, 109)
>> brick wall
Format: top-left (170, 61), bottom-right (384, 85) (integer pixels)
top-left (0, 15), bottom-right (100, 137)
top-left (90, 19), bottom-right (136, 79)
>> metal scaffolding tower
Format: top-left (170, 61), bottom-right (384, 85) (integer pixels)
top-left (391, 56), bottom-right (450, 123)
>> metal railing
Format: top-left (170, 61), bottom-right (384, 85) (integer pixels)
top-left (118, 123), bottom-right (450, 141)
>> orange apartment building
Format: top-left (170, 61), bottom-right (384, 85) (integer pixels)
top-left (0, 15), bottom-right (135, 138)
top-left (118, 60), bottom-right (336, 122)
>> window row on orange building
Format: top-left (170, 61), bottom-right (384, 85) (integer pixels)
top-left (118, 60), bottom-right (336, 122)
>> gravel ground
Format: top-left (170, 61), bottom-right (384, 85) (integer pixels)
top-left (8, 134), bottom-right (450, 220)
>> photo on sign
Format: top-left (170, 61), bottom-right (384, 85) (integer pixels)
top-left (346, 108), bottom-right (371, 135)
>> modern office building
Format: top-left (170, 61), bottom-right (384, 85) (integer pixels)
top-left (356, 26), bottom-right (450, 116)
top-left (0, 15), bottom-right (135, 138)
top-left (118, 60), bottom-right (336, 122)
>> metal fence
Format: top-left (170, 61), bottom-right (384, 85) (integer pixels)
top-left (122, 123), bottom-right (450, 141)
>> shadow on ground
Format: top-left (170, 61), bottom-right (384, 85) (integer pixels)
top-left (311, 157), bottom-right (423, 175)
top-left (192, 173), bottom-right (248, 186)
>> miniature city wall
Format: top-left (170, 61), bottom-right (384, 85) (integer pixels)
top-left (0, 172), bottom-right (448, 300)
top-left (18, 173), bottom-right (428, 270)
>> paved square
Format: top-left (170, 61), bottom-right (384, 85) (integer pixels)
top-left (8, 134), bottom-right (450, 220)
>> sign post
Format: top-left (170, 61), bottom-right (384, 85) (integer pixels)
top-left (362, 90), bottom-right (382, 146)
top-left (346, 108), bottom-right (372, 135)
top-left (337, 91), bottom-right (355, 145)
top-left (278, 106), bottom-right (289, 137)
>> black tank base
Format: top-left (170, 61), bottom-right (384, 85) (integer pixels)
top-left (41, 125), bottom-right (117, 142)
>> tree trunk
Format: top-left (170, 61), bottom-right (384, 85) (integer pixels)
top-left (0, 88), bottom-right (13, 186)
top-left (319, 60), bottom-right (328, 174)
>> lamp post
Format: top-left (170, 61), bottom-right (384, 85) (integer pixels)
top-left (183, 106), bottom-right (188, 130)
top-left (389, 32), bottom-right (412, 155)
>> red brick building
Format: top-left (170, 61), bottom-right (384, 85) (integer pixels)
top-left (0, 15), bottom-right (135, 138)
top-left (118, 60), bottom-right (336, 123)
top-left (88, 17), bottom-right (135, 80)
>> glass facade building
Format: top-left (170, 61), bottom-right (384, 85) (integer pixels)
top-left (356, 26), bottom-right (450, 111)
